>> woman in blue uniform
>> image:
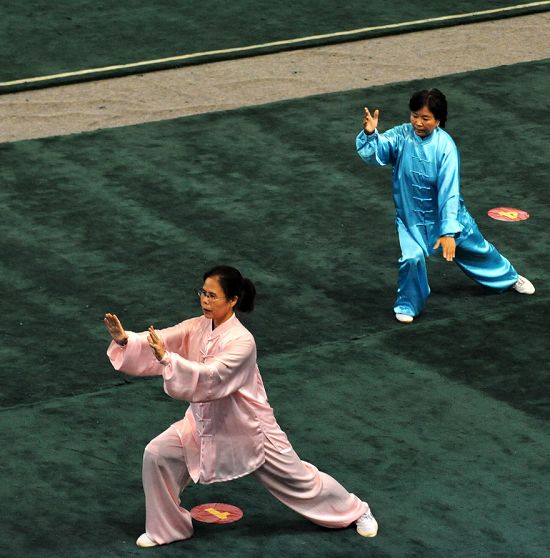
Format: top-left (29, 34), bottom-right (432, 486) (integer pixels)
top-left (356, 88), bottom-right (534, 323)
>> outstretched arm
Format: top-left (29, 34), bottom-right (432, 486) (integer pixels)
top-left (105, 316), bottom-right (192, 377)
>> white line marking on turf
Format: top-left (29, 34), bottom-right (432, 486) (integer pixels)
top-left (1, 1), bottom-right (549, 87)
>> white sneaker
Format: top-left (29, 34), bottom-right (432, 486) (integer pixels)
top-left (512, 275), bottom-right (535, 295)
top-left (136, 533), bottom-right (158, 548)
top-left (395, 313), bottom-right (414, 323)
top-left (356, 507), bottom-right (378, 537)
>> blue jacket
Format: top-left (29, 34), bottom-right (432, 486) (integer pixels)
top-left (356, 124), bottom-right (471, 255)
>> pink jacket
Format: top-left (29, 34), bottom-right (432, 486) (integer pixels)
top-left (107, 313), bottom-right (292, 484)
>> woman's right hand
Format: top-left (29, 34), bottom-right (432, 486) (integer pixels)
top-left (363, 107), bottom-right (379, 134)
top-left (103, 313), bottom-right (128, 345)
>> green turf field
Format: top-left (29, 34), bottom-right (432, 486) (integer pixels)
top-left (1, 59), bottom-right (549, 556)
top-left (2, 1), bottom-right (549, 91)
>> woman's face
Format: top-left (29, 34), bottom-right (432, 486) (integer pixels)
top-left (199, 275), bottom-right (237, 327)
top-left (410, 105), bottom-right (440, 137)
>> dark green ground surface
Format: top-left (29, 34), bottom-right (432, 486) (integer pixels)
top-left (1, 60), bottom-right (549, 556)
top-left (2, 1), bottom-right (549, 90)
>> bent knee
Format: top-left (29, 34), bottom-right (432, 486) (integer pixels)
top-left (143, 440), bottom-right (165, 466)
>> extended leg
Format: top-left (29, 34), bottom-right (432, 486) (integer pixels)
top-left (252, 440), bottom-right (374, 534)
top-left (454, 222), bottom-right (518, 291)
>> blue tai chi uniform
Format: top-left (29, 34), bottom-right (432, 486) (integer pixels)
top-left (356, 124), bottom-right (518, 317)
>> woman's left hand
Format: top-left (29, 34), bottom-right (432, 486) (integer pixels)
top-left (433, 236), bottom-right (456, 261)
top-left (147, 326), bottom-right (166, 361)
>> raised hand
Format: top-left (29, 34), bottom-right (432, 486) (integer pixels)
top-left (147, 326), bottom-right (166, 361)
top-left (103, 313), bottom-right (128, 345)
top-left (363, 107), bottom-right (380, 134)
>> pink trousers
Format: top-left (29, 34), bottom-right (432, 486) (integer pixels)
top-left (141, 422), bottom-right (367, 545)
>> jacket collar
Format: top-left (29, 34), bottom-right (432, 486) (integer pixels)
top-left (203, 312), bottom-right (238, 339)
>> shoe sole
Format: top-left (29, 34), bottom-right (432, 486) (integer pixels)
top-left (357, 529), bottom-right (378, 537)
top-left (136, 535), bottom-right (158, 548)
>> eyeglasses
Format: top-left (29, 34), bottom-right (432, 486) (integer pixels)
top-left (197, 289), bottom-right (226, 302)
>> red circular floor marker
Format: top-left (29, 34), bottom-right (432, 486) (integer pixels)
top-left (191, 503), bottom-right (244, 524)
top-left (487, 207), bottom-right (530, 222)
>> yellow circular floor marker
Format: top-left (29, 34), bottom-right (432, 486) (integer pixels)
top-left (487, 207), bottom-right (530, 222)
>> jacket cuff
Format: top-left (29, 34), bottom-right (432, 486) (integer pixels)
top-left (359, 129), bottom-right (378, 140)
top-left (439, 219), bottom-right (462, 237)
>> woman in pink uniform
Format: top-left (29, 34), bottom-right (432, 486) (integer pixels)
top-left (104, 265), bottom-right (377, 547)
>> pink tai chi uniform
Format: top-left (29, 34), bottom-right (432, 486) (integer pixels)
top-left (107, 313), bottom-right (369, 544)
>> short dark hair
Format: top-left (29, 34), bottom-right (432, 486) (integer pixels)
top-left (409, 88), bottom-right (447, 128)
top-left (203, 265), bottom-right (256, 313)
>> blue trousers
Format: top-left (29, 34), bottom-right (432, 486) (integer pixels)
top-left (393, 218), bottom-right (518, 317)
